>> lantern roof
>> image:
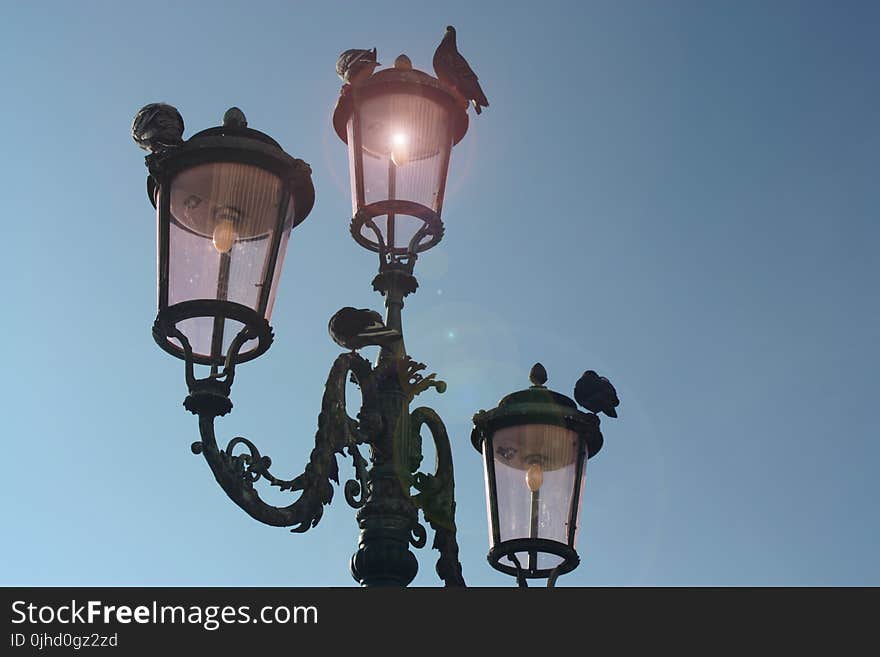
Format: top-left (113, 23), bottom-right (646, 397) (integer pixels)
top-left (145, 108), bottom-right (315, 228)
top-left (472, 365), bottom-right (604, 458)
top-left (332, 56), bottom-right (469, 146)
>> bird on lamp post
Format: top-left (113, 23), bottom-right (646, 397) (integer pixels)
top-left (574, 370), bottom-right (620, 418)
top-left (336, 47), bottom-right (381, 88)
top-left (328, 307), bottom-right (401, 351)
top-left (131, 102), bottom-right (184, 153)
top-left (433, 25), bottom-right (489, 115)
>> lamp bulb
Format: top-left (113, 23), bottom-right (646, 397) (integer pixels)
top-left (526, 463), bottom-right (544, 492)
top-left (212, 218), bottom-right (238, 253)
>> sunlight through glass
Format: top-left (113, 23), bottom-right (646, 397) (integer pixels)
top-left (390, 131), bottom-right (409, 167)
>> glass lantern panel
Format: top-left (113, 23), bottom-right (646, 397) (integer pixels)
top-left (347, 92), bottom-right (452, 251)
top-left (165, 162), bottom-right (292, 360)
top-left (265, 200), bottom-right (296, 319)
top-left (486, 424), bottom-right (585, 571)
top-left (167, 220), bottom-right (221, 306)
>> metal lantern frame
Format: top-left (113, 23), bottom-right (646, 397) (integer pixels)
top-left (332, 62), bottom-right (468, 263)
top-left (472, 376), bottom-right (604, 583)
top-left (146, 113), bottom-right (315, 369)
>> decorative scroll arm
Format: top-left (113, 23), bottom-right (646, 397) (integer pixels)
top-left (343, 443), bottom-right (370, 509)
top-left (410, 406), bottom-right (466, 587)
top-left (190, 352), bottom-right (377, 533)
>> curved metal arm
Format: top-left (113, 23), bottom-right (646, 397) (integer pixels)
top-left (191, 352), bottom-right (377, 532)
top-left (410, 407), bottom-right (466, 587)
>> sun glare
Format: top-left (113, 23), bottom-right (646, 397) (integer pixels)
top-left (391, 132), bottom-right (410, 167)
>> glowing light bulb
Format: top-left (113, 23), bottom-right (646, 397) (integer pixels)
top-left (390, 132), bottom-right (409, 167)
top-left (526, 462), bottom-right (544, 492)
top-left (212, 218), bottom-right (238, 253)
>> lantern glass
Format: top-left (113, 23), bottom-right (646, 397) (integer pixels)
top-left (347, 91), bottom-right (453, 253)
top-left (162, 161), bottom-right (294, 361)
top-left (484, 424), bottom-right (586, 571)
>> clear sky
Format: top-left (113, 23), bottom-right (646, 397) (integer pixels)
top-left (1, 0), bottom-right (877, 587)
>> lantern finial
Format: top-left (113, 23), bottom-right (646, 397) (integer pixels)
top-left (223, 107), bottom-right (248, 128)
top-left (529, 363), bottom-right (547, 387)
top-left (394, 54), bottom-right (412, 70)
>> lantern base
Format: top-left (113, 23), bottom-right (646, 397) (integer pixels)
top-left (183, 378), bottom-right (233, 417)
top-left (153, 300), bottom-right (274, 366)
top-left (488, 538), bottom-right (580, 580)
top-left (351, 201), bottom-right (444, 256)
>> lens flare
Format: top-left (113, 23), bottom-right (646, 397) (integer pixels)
top-left (391, 132), bottom-right (409, 167)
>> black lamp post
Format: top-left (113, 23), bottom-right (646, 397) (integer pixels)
top-left (133, 50), bottom-right (615, 588)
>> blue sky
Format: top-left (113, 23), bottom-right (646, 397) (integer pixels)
top-left (1, 0), bottom-right (877, 586)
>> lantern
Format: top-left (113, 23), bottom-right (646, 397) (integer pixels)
top-left (332, 55), bottom-right (468, 261)
top-left (471, 365), bottom-right (604, 584)
top-left (142, 107), bottom-right (315, 367)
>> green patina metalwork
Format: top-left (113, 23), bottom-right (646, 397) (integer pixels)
top-left (181, 258), bottom-right (465, 587)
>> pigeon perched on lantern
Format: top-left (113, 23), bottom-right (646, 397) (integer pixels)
top-left (131, 102), bottom-right (184, 153)
top-left (336, 47), bottom-right (381, 87)
top-left (433, 25), bottom-right (489, 115)
top-left (328, 307), bottom-right (401, 351)
top-left (574, 370), bottom-right (620, 418)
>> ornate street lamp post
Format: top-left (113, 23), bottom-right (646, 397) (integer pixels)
top-left (133, 46), bottom-right (616, 589)
top-left (329, 54), bottom-right (470, 586)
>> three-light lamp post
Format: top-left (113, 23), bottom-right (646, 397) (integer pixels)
top-left (134, 53), bottom-right (610, 587)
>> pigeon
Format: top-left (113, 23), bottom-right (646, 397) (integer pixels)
top-left (574, 370), bottom-right (620, 418)
top-left (132, 103), bottom-right (184, 153)
top-left (433, 26), bottom-right (489, 115)
top-left (328, 307), bottom-right (401, 351)
top-left (336, 48), bottom-right (380, 86)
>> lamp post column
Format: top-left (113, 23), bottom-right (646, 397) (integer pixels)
top-left (351, 265), bottom-right (422, 587)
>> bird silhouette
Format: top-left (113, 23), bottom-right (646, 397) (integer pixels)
top-left (574, 370), bottom-right (620, 418)
top-left (328, 307), bottom-right (401, 351)
top-left (433, 26), bottom-right (489, 115)
top-left (336, 48), bottom-right (380, 86)
top-left (132, 103), bottom-right (184, 153)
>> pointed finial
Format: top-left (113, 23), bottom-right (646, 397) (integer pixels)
top-left (529, 363), bottom-right (548, 387)
top-left (223, 107), bottom-right (247, 128)
top-left (394, 54), bottom-right (412, 70)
